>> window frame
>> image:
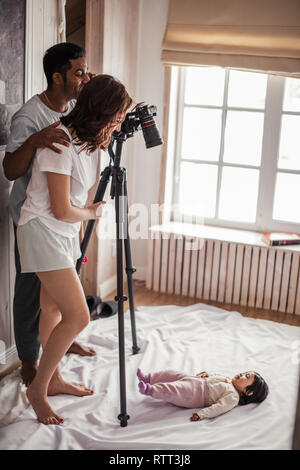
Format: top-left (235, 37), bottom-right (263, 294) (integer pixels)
top-left (169, 66), bottom-right (300, 234)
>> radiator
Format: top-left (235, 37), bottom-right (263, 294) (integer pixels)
top-left (146, 230), bottom-right (300, 315)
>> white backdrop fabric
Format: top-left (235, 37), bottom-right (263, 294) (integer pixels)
top-left (0, 303), bottom-right (299, 450)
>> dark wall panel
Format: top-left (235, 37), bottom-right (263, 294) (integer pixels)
top-left (0, 0), bottom-right (25, 351)
top-left (0, 0), bottom-right (25, 144)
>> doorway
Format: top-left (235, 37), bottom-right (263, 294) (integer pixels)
top-left (65, 0), bottom-right (86, 49)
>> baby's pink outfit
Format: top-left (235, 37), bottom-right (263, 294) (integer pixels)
top-left (149, 370), bottom-right (209, 408)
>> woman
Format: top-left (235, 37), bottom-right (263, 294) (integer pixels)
top-left (17, 75), bottom-right (132, 425)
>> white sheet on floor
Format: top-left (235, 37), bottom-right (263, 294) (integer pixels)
top-left (0, 369), bottom-right (29, 427)
top-left (0, 303), bottom-right (299, 450)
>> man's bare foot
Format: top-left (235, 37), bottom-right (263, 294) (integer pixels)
top-left (26, 385), bottom-right (64, 425)
top-left (21, 362), bottom-right (38, 386)
top-left (67, 341), bottom-right (96, 357)
top-left (47, 374), bottom-right (94, 397)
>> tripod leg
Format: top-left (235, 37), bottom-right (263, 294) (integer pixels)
top-left (76, 166), bottom-right (111, 275)
top-left (123, 180), bottom-right (140, 355)
top-left (116, 238), bottom-right (129, 427)
top-left (124, 237), bottom-right (140, 355)
top-left (115, 168), bottom-right (130, 427)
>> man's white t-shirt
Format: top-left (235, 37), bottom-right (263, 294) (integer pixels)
top-left (18, 124), bottom-right (98, 238)
top-left (6, 95), bottom-right (75, 225)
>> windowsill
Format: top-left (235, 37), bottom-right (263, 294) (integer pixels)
top-left (149, 222), bottom-right (300, 252)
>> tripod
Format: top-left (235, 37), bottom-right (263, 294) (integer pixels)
top-left (76, 131), bottom-right (140, 427)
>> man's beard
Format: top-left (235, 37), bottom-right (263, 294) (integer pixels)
top-left (63, 81), bottom-right (82, 100)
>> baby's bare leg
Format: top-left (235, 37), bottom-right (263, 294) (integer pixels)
top-left (26, 267), bottom-right (91, 425)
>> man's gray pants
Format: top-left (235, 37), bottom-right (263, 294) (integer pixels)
top-left (13, 224), bottom-right (41, 363)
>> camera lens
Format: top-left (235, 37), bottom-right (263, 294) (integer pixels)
top-left (140, 115), bottom-right (163, 149)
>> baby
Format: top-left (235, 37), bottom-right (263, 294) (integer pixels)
top-left (137, 368), bottom-right (269, 420)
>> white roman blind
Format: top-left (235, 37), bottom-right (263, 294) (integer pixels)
top-left (161, 0), bottom-right (300, 77)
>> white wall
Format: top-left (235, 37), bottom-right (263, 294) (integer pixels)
top-left (129, 0), bottom-right (169, 280)
top-left (95, 0), bottom-right (140, 297)
top-left (25, 0), bottom-right (59, 100)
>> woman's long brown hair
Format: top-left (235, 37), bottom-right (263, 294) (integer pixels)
top-left (60, 74), bottom-right (132, 153)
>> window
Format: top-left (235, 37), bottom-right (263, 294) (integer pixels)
top-left (168, 66), bottom-right (300, 233)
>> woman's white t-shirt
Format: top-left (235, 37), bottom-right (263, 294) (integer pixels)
top-left (18, 124), bottom-right (99, 238)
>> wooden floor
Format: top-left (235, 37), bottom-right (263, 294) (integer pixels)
top-left (104, 280), bottom-right (300, 327)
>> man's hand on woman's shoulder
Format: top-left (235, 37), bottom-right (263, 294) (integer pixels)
top-left (27, 121), bottom-right (70, 154)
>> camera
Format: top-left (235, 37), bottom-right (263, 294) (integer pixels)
top-left (117, 102), bottom-right (163, 149)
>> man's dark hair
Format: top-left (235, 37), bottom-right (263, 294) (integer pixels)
top-left (43, 42), bottom-right (86, 87)
top-left (239, 372), bottom-right (269, 406)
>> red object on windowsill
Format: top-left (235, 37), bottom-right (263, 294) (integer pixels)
top-left (262, 232), bottom-right (300, 246)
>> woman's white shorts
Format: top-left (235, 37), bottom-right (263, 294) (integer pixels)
top-left (17, 218), bottom-right (81, 273)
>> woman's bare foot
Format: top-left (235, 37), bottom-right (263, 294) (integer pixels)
top-left (26, 385), bottom-right (64, 425)
top-left (21, 362), bottom-right (38, 386)
top-left (20, 344), bottom-right (95, 387)
top-left (47, 374), bottom-right (94, 397)
top-left (66, 341), bottom-right (96, 357)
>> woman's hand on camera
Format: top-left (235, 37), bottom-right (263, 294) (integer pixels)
top-left (88, 201), bottom-right (106, 219)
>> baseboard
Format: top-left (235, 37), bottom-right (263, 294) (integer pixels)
top-left (0, 344), bottom-right (19, 375)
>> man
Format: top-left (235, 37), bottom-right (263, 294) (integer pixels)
top-left (3, 42), bottom-right (96, 386)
